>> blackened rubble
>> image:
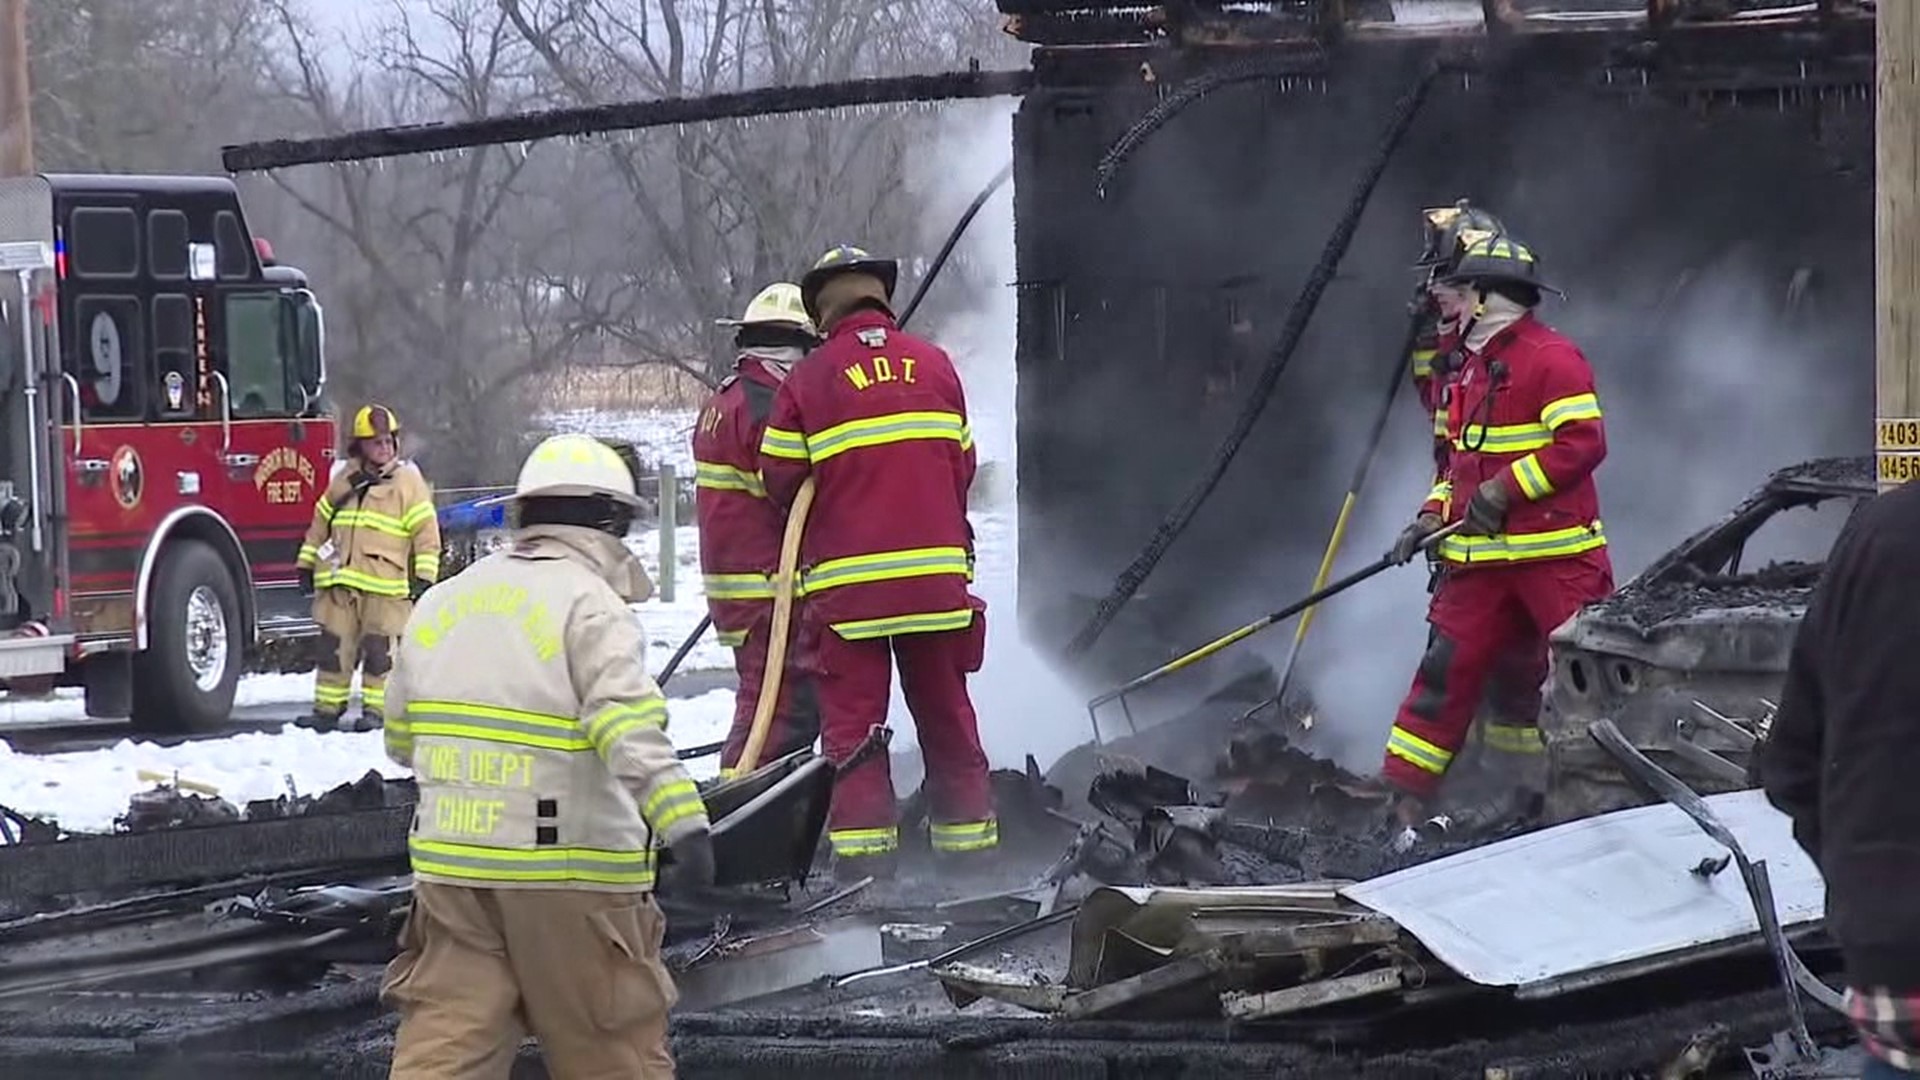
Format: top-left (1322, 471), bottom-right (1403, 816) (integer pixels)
top-left (1049, 713), bottom-right (1530, 894)
top-left (1776, 455), bottom-right (1875, 488)
top-left (1583, 566), bottom-right (1819, 632)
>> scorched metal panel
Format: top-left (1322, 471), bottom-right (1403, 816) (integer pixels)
top-left (1339, 790), bottom-right (1824, 993)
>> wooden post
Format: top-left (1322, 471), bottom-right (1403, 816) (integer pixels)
top-left (657, 463), bottom-right (676, 602)
top-left (0, 0), bottom-right (30, 177)
top-left (1878, 5), bottom-right (1920, 490)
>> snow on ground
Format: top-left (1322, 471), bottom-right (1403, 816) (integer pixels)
top-left (542, 408), bottom-right (697, 476)
top-left (624, 521), bottom-right (733, 676)
top-left (0, 671), bottom-right (318, 727)
top-left (0, 687), bottom-right (741, 834)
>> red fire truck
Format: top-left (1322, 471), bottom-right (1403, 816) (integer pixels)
top-left (0, 173), bottom-right (328, 732)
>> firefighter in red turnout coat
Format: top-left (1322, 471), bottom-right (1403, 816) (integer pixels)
top-left (760, 246), bottom-right (995, 880)
top-left (1382, 234), bottom-right (1614, 828)
top-left (693, 283), bottom-right (824, 776)
top-left (1399, 203), bottom-right (1559, 777)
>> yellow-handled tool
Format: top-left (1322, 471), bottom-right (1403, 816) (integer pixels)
top-left (1085, 520), bottom-right (1462, 743)
top-left (1269, 306), bottom-right (1434, 714)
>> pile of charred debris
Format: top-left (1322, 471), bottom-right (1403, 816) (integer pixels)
top-left (0, 718), bottom-right (1871, 1078)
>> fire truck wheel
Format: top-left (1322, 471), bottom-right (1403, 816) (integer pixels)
top-left (131, 540), bottom-right (242, 734)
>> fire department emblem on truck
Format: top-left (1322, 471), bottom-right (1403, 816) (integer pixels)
top-left (110, 445), bottom-right (143, 510)
top-left (254, 447), bottom-right (317, 506)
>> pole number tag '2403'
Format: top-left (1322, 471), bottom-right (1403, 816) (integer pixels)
top-left (1877, 418), bottom-right (1920, 450)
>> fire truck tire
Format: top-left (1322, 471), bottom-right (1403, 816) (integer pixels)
top-left (131, 540), bottom-right (242, 734)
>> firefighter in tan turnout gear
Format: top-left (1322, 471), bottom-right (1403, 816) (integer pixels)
top-left (295, 404), bottom-right (441, 732)
top-left (380, 432), bottom-right (713, 1079)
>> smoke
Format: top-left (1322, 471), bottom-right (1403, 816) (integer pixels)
top-left (867, 99), bottom-right (1094, 775)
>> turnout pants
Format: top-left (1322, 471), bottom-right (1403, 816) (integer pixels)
top-left (718, 615), bottom-right (823, 777)
top-left (813, 608), bottom-right (995, 861)
top-left (312, 586), bottom-right (411, 718)
top-left (385, 881), bottom-right (678, 1080)
top-left (1382, 552), bottom-right (1613, 800)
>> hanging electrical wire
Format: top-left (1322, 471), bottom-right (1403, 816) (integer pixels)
top-left (1063, 60), bottom-right (1443, 659)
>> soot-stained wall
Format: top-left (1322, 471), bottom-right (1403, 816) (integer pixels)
top-left (1014, 53), bottom-right (1874, 691)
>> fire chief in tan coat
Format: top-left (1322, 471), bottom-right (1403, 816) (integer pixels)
top-left (380, 433), bottom-right (714, 1079)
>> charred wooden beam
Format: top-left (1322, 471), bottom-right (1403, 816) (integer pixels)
top-left (0, 805), bottom-right (411, 903)
top-left (221, 69), bottom-right (1034, 173)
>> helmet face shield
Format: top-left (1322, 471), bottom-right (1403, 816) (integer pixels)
top-left (1416, 202), bottom-right (1508, 274)
top-left (1417, 206), bottom-right (1464, 267)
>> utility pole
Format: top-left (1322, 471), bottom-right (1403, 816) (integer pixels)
top-left (0, 0), bottom-right (30, 177)
top-left (1878, 4), bottom-right (1920, 490)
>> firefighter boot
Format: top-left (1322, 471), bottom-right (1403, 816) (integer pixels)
top-left (932, 846), bottom-right (1000, 883)
top-left (296, 711), bottom-right (342, 733)
top-left (834, 850), bottom-right (898, 885)
top-left (344, 709), bottom-right (384, 734)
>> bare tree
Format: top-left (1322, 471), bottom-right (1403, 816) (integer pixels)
top-left (27, 0), bottom-right (279, 172)
top-left (501, 0), bottom-right (1013, 383)
top-left (260, 0), bottom-right (590, 485)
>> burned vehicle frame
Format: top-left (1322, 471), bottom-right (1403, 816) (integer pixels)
top-left (1540, 456), bottom-right (1874, 823)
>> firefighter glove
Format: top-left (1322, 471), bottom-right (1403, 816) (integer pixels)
top-left (1464, 478), bottom-right (1512, 537)
top-left (409, 577), bottom-right (431, 602)
top-left (297, 567), bottom-right (315, 597)
top-left (1391, 513), bottom-right (1444, 565)
top-left (666, 828), bottom-right (717, 890)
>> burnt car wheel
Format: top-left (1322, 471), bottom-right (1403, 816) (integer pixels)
top-left (132, 540), bottom-right (242, 734)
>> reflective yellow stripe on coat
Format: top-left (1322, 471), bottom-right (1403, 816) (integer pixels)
top-left (695, 461), bottom-right (767, 498)
top-left (704, 572), bottom-right (778, 601)
top-left (802, 547), bottom-right (971, 594)
top-left (1436, 521), bottom-right (1607, 565)
top-left (315, 566), bottom-right (411, 596)
top-left (760, 410), bottom-right (971, 464)
top-left (830, 608), bottom-right (976, 641)
top-left (409, 838), bottom-right (656, 888)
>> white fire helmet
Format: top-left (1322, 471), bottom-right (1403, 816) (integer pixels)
top-left (514, 434), bottom-right (642, 506)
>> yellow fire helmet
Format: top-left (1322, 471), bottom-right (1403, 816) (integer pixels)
top-left (718, 282), bottom-right (816, 336)
top-left (350, 404), bottom-right (401, 440)
top-left (515, 433), bottom-right (642, 507)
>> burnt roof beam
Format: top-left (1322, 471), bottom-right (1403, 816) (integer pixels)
top-left (221, 69), bottom-right (1034, 173)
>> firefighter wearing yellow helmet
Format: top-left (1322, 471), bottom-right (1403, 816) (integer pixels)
top-left (294, 404), bottom-right (441, 732)
top-left (694, 283), bottom-right (824, 775)
top-left (380, 433), bottom-right (711, 1077)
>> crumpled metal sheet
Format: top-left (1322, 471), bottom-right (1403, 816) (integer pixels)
top-left (1066, 882), bottom-right (1362, 988)
top-left (1340, 790), bottom-right (1824, 994)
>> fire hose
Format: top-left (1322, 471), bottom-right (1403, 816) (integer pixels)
top-left (1085, 520), bottom-right (1462, 742)
top-left (1064, 61), bottom-right (1442, 660)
